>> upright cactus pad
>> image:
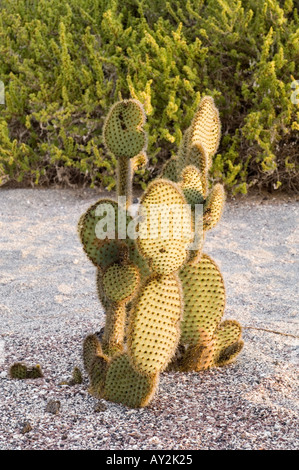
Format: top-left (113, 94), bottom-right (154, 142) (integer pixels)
top-left (180, 165), bottom-right (205, 207)
top-left (193, 320), bottom-right (244, 371)
top-left (162, 95), bottom-right (221, 184)
top-left (103, 353), bottom-right (159, 408)
top-left (203, 183), bottom-right (225, 231)
top-left (169, 256), bottom-right (244, 372)
top-left (128, 273), bottom-right (183, 375)
top-left (102, 262), bottom-right (140, 304)
top-left (179, 254), bottom-right (225, 347)
top-left (137, 179), bottom-right (192, 275)
top-left (189, 96), bottom-right (221, 167)
top-left (78, 198), bottom-right (149, 278)
top-left (83, 334), bottom-right (106, 375)
top-left (103, 99), bottom-right (147, 208)
top-left (160, 157), bottom-right (178, 182)
top-left (103, 99), bottom-right (147, 159)
top-left (213, 321), bottom-right (244, 367)
top-left (78, 199), bottom-right (128, 269)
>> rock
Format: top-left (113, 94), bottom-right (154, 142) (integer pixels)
top-left (45, 400), bottom-right (61, 415)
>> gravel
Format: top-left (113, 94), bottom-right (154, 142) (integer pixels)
top-left (0, 188), bottom-right (298, 450)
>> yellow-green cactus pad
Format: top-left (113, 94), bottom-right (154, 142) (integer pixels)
top-left (213, 320), bottom-right (244, 367)
top-left (189, 96), bottom-right (221, 166)
top-left (179, 254), bottom-right (225, 347)
top-left (9, 363), bottom-right (29, 379)
top-left (128, 273), bottom-right (183, 375)
top-left (78, 199), bottom-right (127, 268)
top-left (79, 198), bottom-right (150, 278)
top-left (203, 183), bottom-right (225, 231)
top-left (9, 362), bottom-right (43, 379)
top-left (83, 334), bottom-right (106, 375)
top-left (89, 355), bottom-right (110, 398)
top-left (102, 262), bottom-right (140, 303)
top-left (137, 179), bottom-right (192, 275)
top-left (195, 320), bottom-right (243, 370)
top-left (104, 353), bottom-right (159, 408)
top-left (180, 165), bottom-right (205, 207)
top-left (103, 99), bottom-right (147, 159)
top-left (70, 367), bottom-right (83, 385)
top-left (187, 143), bottom-right (209, 196)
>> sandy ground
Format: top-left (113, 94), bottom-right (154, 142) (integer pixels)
top-left (0, 188), bottom-right (298, 450)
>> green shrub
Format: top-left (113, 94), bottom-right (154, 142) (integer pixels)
top-left (0, 0), bottom-right (298, 193)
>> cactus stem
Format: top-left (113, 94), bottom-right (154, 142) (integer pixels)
top-left (117, 156), bottom-right (132, 209)
top-left (102, 301), bottom-right (127, 356)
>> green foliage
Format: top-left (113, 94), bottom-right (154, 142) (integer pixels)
top-left (0, 0), bottom-right (298, 192)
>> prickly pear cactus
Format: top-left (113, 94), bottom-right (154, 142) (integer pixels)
top-left (78, 95), bottom-right (243, 408)
top-left (163, 96), bottom-right (243, 372)
top-left (103, 99), bottom-right (147, 208)
top-left (9, 362), bottom-right (43, 379)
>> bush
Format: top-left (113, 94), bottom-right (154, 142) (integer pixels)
top-left (0, 0), bottom-right (298, 193)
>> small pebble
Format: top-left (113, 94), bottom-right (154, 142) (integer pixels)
top-left (45, 400), bottom-right (61, 415)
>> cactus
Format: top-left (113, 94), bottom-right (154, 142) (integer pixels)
top-left (101, 250), bottom-right (140, 356)
top-left (127, 273), bottom-right (184, 376)
top-left (9, 362), bottom-right (43, 379)
top-left (9, 363), bottom-right (28, 379)
top-left (103, 99), bottom-right (147, 208)
top-left (179, 255), bottom-right (226, 348)
top-left (78, 96), bottom-right (243, 408)
top-left (103, 353), bottom-right (159, 408)
top-left (163, 98), bottom-right (243, 373)
top-left (137, 179), bottom-right (192, 275)
top-left (70, 366), bottom-right (83, 385)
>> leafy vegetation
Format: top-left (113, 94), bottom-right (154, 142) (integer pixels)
top-left (0, 0), bottom-right (298, 193)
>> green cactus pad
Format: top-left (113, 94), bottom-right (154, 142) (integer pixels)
top-left (83, 334), bottom-right (106, 375)
top-left (79, 198), bottom-right (150, 279)
top-left (103, 99), bottom-right (147, 159)
top-left (180, 165), bottom-right (205, 207)
top-left (203, 183), bottom-right (225, 231)
top-left (9, 362), bottom-right (43, 379)
top-left (9, 363), bottom-right (28, 379)
top-left (128, 273), bottom-right (183, 375)
top-left (195, 320), bottom-right (243, 370)
top-left (89, 355), bottom-right (110, 398)
top-left (103, 353), bottom-right (159, 408)
top-left (70, 366), bottom-right (83, 385)
top-left (189, 96), bottom-right (221, 166)
top-left (26, 365), bottom-right (44, 379)
top-left (102, 262), bottom-right (140, 303)
top-left (212, 320), bottom-right (244, 367)
top-left (179, 254), bottom-right (225, 347)
top-left (137, 179), bottom-right (192, 275)
top-left (78, 199), bottom-right (129, 269)
top-left (187, 143), bottom-right (209, 196)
